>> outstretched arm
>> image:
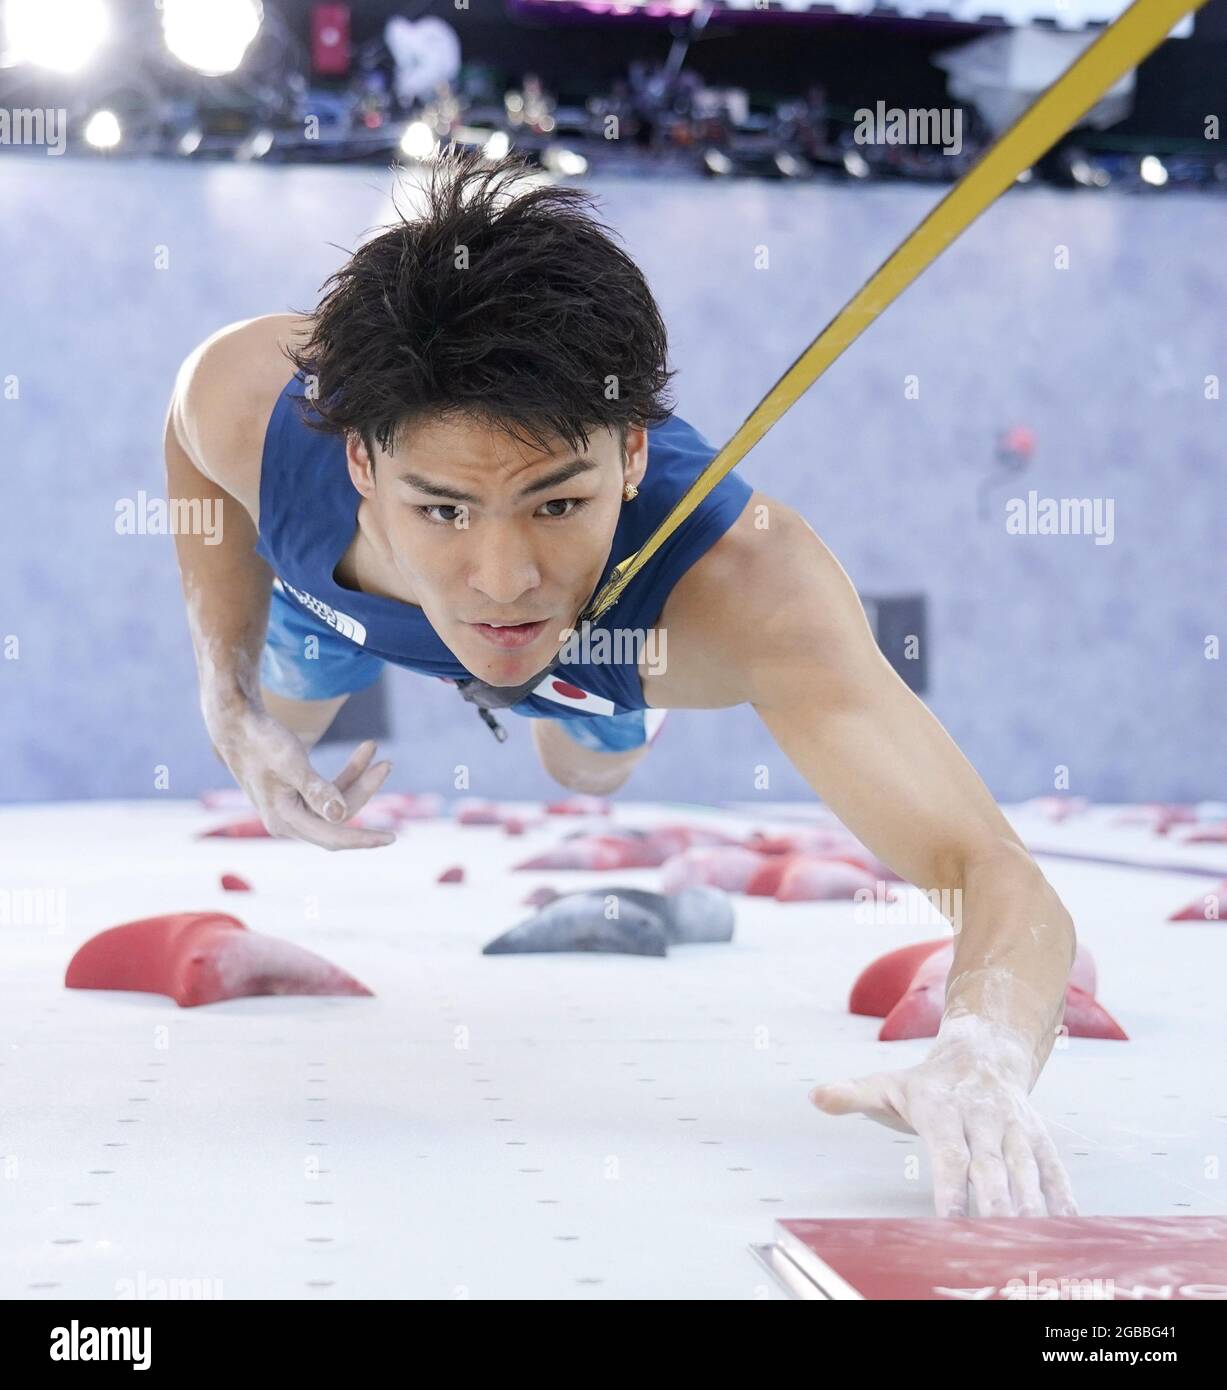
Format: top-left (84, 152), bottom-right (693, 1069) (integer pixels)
top-left (659, 495), bottom-right (1077, 1216)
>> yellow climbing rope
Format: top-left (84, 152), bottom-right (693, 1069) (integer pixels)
top-left (582, 0), bottom-right (1206, 621)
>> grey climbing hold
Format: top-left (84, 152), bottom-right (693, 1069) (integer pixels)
top-left (482, 895), bottom-right (669, 957)
top-left (481, 885), bottom-right (734, 956)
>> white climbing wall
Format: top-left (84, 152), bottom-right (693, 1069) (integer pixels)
top-left (2, 799), bottom-right (1225, 1299)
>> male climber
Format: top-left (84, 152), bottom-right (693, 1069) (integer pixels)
top-left (166, 150), bottom-right (1078, 1221)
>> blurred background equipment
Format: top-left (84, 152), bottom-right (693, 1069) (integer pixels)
top-left (384, 13), bottom-right (460, 106)
top-left (0, 0), bottom-right (1221, 189)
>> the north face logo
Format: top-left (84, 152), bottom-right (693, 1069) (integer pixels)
top-left (276, 578), bottom-right (368, 645)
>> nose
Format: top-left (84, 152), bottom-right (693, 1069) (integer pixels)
top-left (466, 523), bottom-right (543, 607)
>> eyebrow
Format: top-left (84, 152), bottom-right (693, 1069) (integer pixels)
top-left (396, 457), bottom-right (600, 504)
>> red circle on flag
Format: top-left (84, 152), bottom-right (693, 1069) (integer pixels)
top-left (551, 680), bottom-right (587, 700)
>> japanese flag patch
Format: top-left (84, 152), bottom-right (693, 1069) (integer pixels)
top-left (533, 674), bottom-right (616, 717)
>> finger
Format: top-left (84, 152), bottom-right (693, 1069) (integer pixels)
top-left (964, 1113), bottom-right (1013, 1217)
top-left (809, 1077), bottom-right (882, 1116)
top-left (332, 740), bottom-right (380, 795)
top-left (336, 760), bottom-right (393, 820)
top-left (1028, 1123), bottom-right (1080, 1216)
top-left (810, 1075), bottom-right (914, 1132)
top-left (918, 1113), bottom-right (972, 1217)
top-left (1002, 1124), bottom-right (1047, 1215)
top-left (276, 796), bottom-right (396, 850)
top-left (295, 765), bottom-right (349, 823)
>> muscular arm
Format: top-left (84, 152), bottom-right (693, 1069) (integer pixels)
top-left (164, 340), bottom-right (272, 724)
top-left (166, 318), bottom-right (394, 849)
top-left (649, 494), bottom-right (1077, 1215)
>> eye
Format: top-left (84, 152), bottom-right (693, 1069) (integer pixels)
top-left (417, 504), bottom-right (468, 525)
top-left (536, 498), bottom-right (591, 520)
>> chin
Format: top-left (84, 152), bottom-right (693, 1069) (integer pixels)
top-left (461, 638), bottom-right (544, 687)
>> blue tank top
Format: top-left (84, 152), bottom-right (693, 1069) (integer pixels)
top-left (254, 372), bottom-right (753, 721)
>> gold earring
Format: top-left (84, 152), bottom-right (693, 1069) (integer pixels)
top-left (622, 482), bottom-right (639, 501)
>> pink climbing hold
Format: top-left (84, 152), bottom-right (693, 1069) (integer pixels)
top-left (1154, 806), bottom-right (1197, 836)
top-left (1112, 803), bottom-right (1197, 835)
top-left (660, 846), bottom-right (883, 901)
top-left (1168, 880), bottom-right (1227, 923)
top-left (65, 912), bottom-right (373, 1009)
top-left (1182, 823), bottom-right (1227, 845)
top-left (745, 827), bottom-right (861, 857)
top-left (220, 873), bottom-right (252, 892)
top-left (516, 835), bottom-right (660, 871)
top-left (545, 794), bottom-right (611, 816)
top-left (660, 846), bottom-right (765, 893)
top-left (438, 865), bottom-right (465, 884)
top-left (643, 824), bottom-right (742, 858)
top-left (773, 856), bottom-right (881, 902)
top-left (745, 853), bottom-right (883, 901)
top-left (742, 828), bottom-right (900, 881)
top-left (853, 940), bottom-right (1119, 1041)
top-left (455, 799), bottom-right (540, 832)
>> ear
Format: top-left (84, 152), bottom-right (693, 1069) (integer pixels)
top-left (623, 424), bottom-right (648, 490)
top-left (345, 431), bottom-right (378, 499)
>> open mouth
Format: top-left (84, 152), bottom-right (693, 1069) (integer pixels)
top-left (468, 619), bottom-right (549, 650)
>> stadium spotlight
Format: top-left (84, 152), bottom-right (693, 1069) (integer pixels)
top-left (83, 109), bottom-right (121, 149)
top-left (1139, 154), bottom-right (1168, 187)
top-left (161, 0), bottom-right (263, 77)
top-left (3, 0), bottom-right (110, 73)
top-left (400, 121), bottom-right (439, 161)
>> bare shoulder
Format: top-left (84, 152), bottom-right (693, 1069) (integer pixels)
top-left (168, 313), bottom-right (312, 521)
top-left (640, 491), bottom-right (874, 709)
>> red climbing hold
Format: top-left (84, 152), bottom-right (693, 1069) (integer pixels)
top-left (438, 865), bottom-right (465, 884)
top-left (65, 912), bottom-right (373, 1009)
top-left (849, 940), bottom-right (949, 1017)
top-left (220, 873), bottom-right (252, 892)
top-left (853, 941), bottom-right (1119, 1041)
top-left (1060, 984), bottom-right (1129, 1041)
